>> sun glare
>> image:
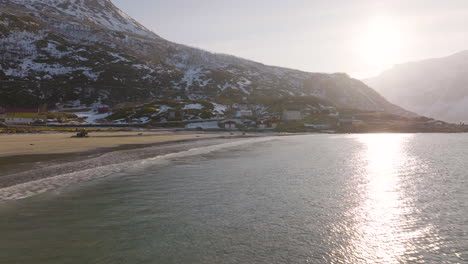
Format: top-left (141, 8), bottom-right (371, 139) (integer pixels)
top-left (357, 17), bottom-right (402, 71)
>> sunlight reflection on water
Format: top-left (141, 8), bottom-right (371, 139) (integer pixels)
top-left (337, 134), bottom-right (442, 263)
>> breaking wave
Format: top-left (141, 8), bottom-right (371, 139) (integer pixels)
top-left (0, 137), bottom-right (276, 201)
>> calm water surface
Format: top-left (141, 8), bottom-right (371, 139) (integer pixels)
top-left (1, 134), bottom-right (468, 263)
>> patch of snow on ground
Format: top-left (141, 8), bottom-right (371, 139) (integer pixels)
top-left (212, 103), bottom-right (226, 114)
top-left (134, 117), bottom-right (151, 123)
top-left (82, 71), bottom-right (100, 81)
top-left (72, 55), bottom-right (89, 61)
top-left (109, 52), bottom-right (130, 63)
top-left (4, 56), bottom-right (93, 78)
top-left (181, 68), bottom-right (202, 87)
top-left (132, 64), bottom-right (153, 71)
top-left (75, 110), bottom-right (111, 124)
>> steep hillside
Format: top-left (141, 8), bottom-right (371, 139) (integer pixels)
top-left (0, 0), bottom-right (412, 117)
top-left (365, 51), bottom-right (468, 123)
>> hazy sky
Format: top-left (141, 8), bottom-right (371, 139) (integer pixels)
top-left (113, 0), bottom-right (468, 78)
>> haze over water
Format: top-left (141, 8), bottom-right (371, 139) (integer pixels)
top-left (1, 134), bottom-right (467, 263)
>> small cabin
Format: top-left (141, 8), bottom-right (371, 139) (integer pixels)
top-left (97, 107), bottom-right (110, 114)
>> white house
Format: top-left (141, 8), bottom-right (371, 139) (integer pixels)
top-left (282, 110), bottom-right (302, 121)
top-left (304, 123), bottom-right (331, 130)
top-left (236, 110), bottom-right (253, 117)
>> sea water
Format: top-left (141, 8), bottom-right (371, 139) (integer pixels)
top-left (0, 134), bottom-right (467, 263)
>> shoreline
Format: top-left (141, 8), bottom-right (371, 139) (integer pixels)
top-left (0, 130), bottom-right (223, 157)
top-left (0, 132), bottom-right (281, 201)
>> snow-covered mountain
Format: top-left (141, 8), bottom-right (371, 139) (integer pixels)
top-left (0, 0), bottom-right (412, 117)
top-left (4, 0), bottom-right (158, 39)
top-left (365, 51), bottom-right (468, 123)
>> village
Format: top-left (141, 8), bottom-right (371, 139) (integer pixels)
top-left (1, 99), bottom-right (467, 133)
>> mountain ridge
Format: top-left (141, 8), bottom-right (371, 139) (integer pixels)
top-left (0, 0), bottom-right (414, 118)
top-left (2, 0), bottom-right (159, 39)
top-left (365, 51), bottom-right (468, 122)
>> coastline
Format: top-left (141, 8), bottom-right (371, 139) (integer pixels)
top-left (0, 131), bottom-right (281, 201)
top-left (0, 130), bottom-right (221, 157)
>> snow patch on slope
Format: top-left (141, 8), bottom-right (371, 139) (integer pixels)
top-left (7, 0), bottom-right (159, 39)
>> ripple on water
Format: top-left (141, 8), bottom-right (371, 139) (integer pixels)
top-left (0, 134), bottom-right (467, 264)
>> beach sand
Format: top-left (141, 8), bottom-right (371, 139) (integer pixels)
top-left (0, 131), bottom-right (219, 157)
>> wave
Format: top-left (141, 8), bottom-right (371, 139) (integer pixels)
top-left (0, 137), bottom-right (277, 201)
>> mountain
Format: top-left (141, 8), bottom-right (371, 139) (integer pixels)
top-left (0, 0), bottom-right (412, 117)
top-left (365, 51), bottom-right (468, 123)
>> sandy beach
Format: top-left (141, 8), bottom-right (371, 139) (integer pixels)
top-left (0, 131), bottom-right (219, 157)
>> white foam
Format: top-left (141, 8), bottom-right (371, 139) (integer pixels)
top-left (0, 137), bottom-right (276, 201)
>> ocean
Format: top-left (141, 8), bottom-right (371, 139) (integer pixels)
top-left (0, 134), bottom-right (467, 263)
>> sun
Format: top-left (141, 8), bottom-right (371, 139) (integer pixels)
top-left (356, 17), bottom-right (402, 70)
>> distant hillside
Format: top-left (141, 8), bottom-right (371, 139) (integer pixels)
top-left (365, 51), bottom-right (468, 123)
top-left (0, 0), bottom-right (412, 118)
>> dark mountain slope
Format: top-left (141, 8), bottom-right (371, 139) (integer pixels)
top-left (0, 0), bottom-right (412, 117)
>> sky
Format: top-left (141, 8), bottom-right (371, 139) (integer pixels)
top-left (113, 0), bottom-right (468, 79)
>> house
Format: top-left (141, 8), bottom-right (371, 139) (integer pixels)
top-left (219, 120), bottom-right (238, 130)
top-left (236, 109), bottom-right (253, 117)
top-left (97, 107), bottom-right (110, 114)
top-left (4, 113), bottom-right (46, 125)
top-left (256, 119), bottom-right (279, 129)
top-left (167, 110), bottom-right (184, 121)
top-left (304, 123), bottom-right (331, 130)
top-left (239, 104), bottom-right (250, 111)
top-left (282, 110), bottom-right (302, 121)
top-left (338, 118), bottom-right (354, 127)
top-left (307, 107), bottom-right (321, 114)
top-left (328, 109), bottom-right (340, 117)
top-left (338, 116), bottom-right (363, 127)
top-left (231, 103), bottom-right (240, 109)
top-left (257, 120), bottom-right (268, 129)
top-left (270, 121), bottom-right (279, 129)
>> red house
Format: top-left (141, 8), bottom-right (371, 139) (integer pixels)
top-left (219, 120), bottom-right (237, 130)
top-left (97, 107), bottom-right (110, 114)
